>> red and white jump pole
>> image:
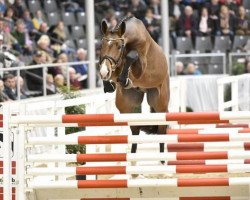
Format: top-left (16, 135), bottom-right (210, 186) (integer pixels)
top-left (28, 177), bottom-right (250, 189)
top-left (27, 151), bottom-right (250, 162)
top-left (27, 134), bottom-right (250, 145)
top-left (167, 128), bottom-right (250, 135)
top-left (10, 112), bottom-right (250, 126)
top-left (27, 164), bottom-right (250, 175)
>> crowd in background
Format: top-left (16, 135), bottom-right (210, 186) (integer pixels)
top-left (0, 0), bottom-right (250, 102)
top-left (0, 0), bottom-right (88, 102)
top-left (98, 0), bottom-right (249, 43)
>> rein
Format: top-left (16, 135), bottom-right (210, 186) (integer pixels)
top-left (99, 37), bottom-right (125, 71)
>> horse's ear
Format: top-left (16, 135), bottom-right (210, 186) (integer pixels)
top-left (118, 21), bottom-right (126, 36)
top-left (101, 20), bottom-right (108, 35)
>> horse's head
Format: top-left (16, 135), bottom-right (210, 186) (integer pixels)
top-left (99, 20), bottom-right (126, 80)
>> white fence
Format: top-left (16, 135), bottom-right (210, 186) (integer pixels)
top-left (217, 74), bottom-right (250, 111)
top-left (3, 74), bottom-right (250, 199)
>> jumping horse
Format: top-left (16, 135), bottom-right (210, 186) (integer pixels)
top-left (99, 16), bottom-right (170, 161)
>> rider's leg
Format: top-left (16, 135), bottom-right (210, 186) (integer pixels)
top-left (117, 50), bottom-right (138, 88)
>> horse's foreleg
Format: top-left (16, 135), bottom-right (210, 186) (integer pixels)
top-left (158, 125), bottom-right (167, 164)
top-left (147, 82), bottom-right (169, 164)
top-left (130, 126), bottom-right (140, 153)
top-left (103, 80), bottom-right (116, 93)
top-left (115, 88), bottom-right (144, 154)
top-left (117, 50), bottom-right (138, 88)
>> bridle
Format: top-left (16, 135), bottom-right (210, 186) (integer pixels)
top-left (99, 37), bottom-right (125, 71)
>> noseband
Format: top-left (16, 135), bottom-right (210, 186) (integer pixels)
top-left (99, 37), bottom-right (125, 71)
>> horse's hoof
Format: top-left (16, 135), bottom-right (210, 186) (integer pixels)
top-left (131, 174), bottom-right (139, 179)
top-left (131, 161), bottom-right (137, 166)
top-left (160, 160), bottom-right (165, 165)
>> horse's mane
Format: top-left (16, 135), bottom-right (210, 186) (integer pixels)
top-left (111, 16), bottom-right (133, 33)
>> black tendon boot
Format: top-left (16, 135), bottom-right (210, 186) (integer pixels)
top-left (103, 80), bottom-right (116, 93)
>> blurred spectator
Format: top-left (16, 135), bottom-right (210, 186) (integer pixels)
top-left (235, 6), bottom-right (250, 35)
top-left (0, 0), bottom-right (6, 14)
top-left (50, 21), bottom-right (66, 55)
top-left (206, 0), bottom-right (220, 17)
top-left (177, 6), bottom-right (197, 42)
top-left (32, 10), bottom-right (46, 30)
top-left (37, 35), bottom-right (54, 63)
top-left (54, 74), bottom-right (65, 88)
top-left (176, 61), bottom-right (185, 75)
top-left (142, 7), bottom-right (160, 42)
top-left (48, 58), bottom-right (63, 77)
top-left (149, 0), bottom-right (161, 20)
top-left (0, 19), bottom-right (3, 34)
top-left (169, 0), bottom-right (184, 48)
top-left (25, 50), bottom-right (43, 93)
top-left (186, 63), bottom-right (202, 75)
top-left (223, 0), bottom-right (238, 16)
top-left (69, 67), bottom-right (81, 89)
top-left (46, 74), bottom-right (57, 95)
top-left (34, 22), bottom-right (49, 42)
top-left (182, 0), bottom-right (206, 10)
top-left (62, 0), bottom-right (83, 12)
top-left (206, 0), bottom-right (220, 34)
top-left (11, 0), bottom-right (26, 20)
top-left (57, 53), bottom-right (69, 78)
top-left (23, 9), bottom-right (35, 34)
top-left (169, 0), bottom-right (184, 20)
top-left (110, 16), bottom-right (118, 28)
top-left (219, 0), bottom-right (241, 4)
top-left (111, 0), bottom-right (129, 11)
top-left (0, 35), bottom-right (19, 70)
top-left (73, 48), bottom-right (88, 88)
top-left (0, 79), bottom-right (10, 102)
top-left (0, 33), bottom-right (4, 48)
top-left (14, 76), bottom-right (27, 99)
top-left (95, 0), bottom-right (112, 24)
top-left (198, 7), bottom-right (213, 36)
top-left (216, 5), bottom-right (236, 41)
top-left (50, 21), bottom-right (66, 44)
top-left (2, 73), bottom-right (17, 100)
top-left (128, 0), bottom-right (147, 20)
top-left (12, 19), bottom-right (33, 55)
top-left (103, 8), bottom-right (116, 25)
top-left (1, 21), bottom-right (20, 51)
top-left (4, 7), bottom-right (15, 32)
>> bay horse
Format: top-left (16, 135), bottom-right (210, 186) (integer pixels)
top-left (99, 16), bottom-right (170, 162)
